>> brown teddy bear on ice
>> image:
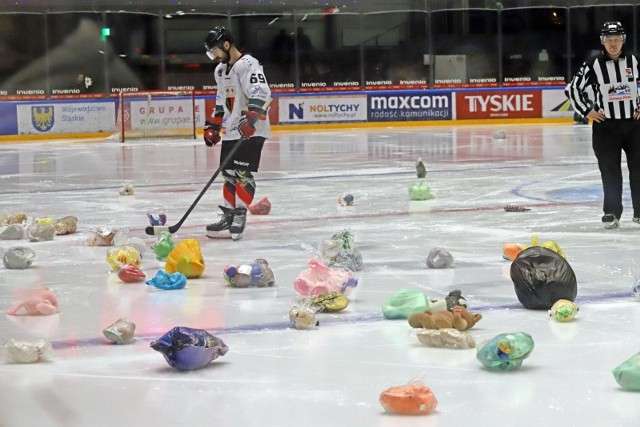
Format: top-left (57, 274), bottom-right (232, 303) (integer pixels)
top-left (408, 306), bottom-right (482, 331)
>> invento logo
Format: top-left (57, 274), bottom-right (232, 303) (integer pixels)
top-left (31, 106), bottom-right (55, 132)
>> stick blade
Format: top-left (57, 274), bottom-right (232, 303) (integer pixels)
top-left (145, 225), bottom-right (170, 236)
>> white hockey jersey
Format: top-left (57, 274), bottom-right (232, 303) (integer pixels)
top-left (213, 54), bottom-right (271, 140)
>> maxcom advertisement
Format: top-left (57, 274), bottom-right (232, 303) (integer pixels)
top-left (367, 91), bottom-right (453, 122)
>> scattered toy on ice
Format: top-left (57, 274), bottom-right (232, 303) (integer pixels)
top-left (6, 288), bottom-right (59, 316)
top-left (89, 226), bottom-right (117, 246)
top-left (427, 289), bottom-right (468, 313)
top-left (408, 181), bottom-right (435, 201)
top-left (146, 270), bottom-right (187, 290)
top-left (293, 258), bottom-right (358, 297)
top-left (151, 231), bottom-right (175, 261)
top-left (379, 380), bottom-right (438, 415)
top-left (53, 216), bottom-right (78, 235)
top-left (476, 332), bottom-right (534, 371)
top-left (415, 328), bottom-right (476, 349)
top-left (2, 246), bottom-right (35, 269)
top-left (289, 302), bottom-right (319, 329)
top-left (4, 339), bottom-right (53, 363)
top-left (426, 247), bottom-right (454, 269)
top-left (502, 243), bottom-right (523, 261)
top-left (320, 229), bottom-right (363, 271)
top-left (493, 130), bottom-right (507, 139)
top-left (504, 204), bottom-right (531, 212)
top-left (549, 299), bottom-right (578, 322)
top-left (117, 264), bottom-right (146, 283)
top-left (633, 280), bottom-right (640, 299)
top-left (147, 212), bottom-right (167, 226)
top-left (113, 229), bottom-right (146, 257)
top-left (382, 288), bottom-right (429, 319)
top-left (150, 326), bottom-right (228, 371)
top-left (106, 245), bottom-right (142, 272)
top-left (416, 158), bottom-right (427, 178)
top-left (119, 184), bottom-right (135, 196)
top-left (248, 197), bottom-right (271, 215)
top-left (613, 352), bottom-right (640, 391)
top-left (511, 246), bottom-right (576, 309)
top-left (337, 193), bottom-right (354, 207)
top-left (382, 289), bottom-right (467, 319)
top-left (165, 239), bottom-right (205, 279)
top-left (307, 291), bottom-right (349, 313)
top-left (408, 306), bottom-right (482, 331)
top-left (103, 318), bottom-right (136, 344)
top-left (0, 212), bottom-right (27, 225)
top-left (223, 259), bottom-right (275, 287)
top-left (0, 224), bottom-right (25, 240)
top-left (27, 221), bottom-right (55, 242)
top-left (503, 235), bottom-right (565, 261)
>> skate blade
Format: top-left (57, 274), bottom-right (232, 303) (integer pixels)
top-left (231, 233), bottom-right (244, 241)
top-left (206, 230), bottom-right (232, 239)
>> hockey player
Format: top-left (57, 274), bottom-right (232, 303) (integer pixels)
top-left (203, 26), bottom-right (271, 240)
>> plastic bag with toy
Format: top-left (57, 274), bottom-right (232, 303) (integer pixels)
top-left (224, 259), bottom-right (275, 287)
top-left (320, 229), bottom-right (363, 271)
top-left (165, 239), bottom-right (205, 279)
top-left (294, 258), bottom-right (357, 297)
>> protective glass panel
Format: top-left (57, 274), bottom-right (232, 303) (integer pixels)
top-left (296, 12), bottom-right (361, 92)
top-left (0, 13), bottom-right (47, 99)
top-left (105, 12), bottom-right (160, 93)
top-left (162, 14), bottom-right (227, 92)
top-left (46, 12), bottom-right (106, 98)
top-left (362, 11), bottom-right (429, 90)
top-left (432, 9), bottom-right (498, 88)
top-left (502, 7), bottom-right (567, 86)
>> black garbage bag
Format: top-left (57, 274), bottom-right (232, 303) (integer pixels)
top-left (510, 246), bottom-right (577, 309)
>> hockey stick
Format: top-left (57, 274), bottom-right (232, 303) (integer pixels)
top-left (145, 98), bottom-right (272, 236)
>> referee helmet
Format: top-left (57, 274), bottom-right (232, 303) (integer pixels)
top-left (600, 21), bottom-right (626, 43)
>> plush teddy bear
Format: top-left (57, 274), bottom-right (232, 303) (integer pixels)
top-left (408, 306), bottom-right (482, 331)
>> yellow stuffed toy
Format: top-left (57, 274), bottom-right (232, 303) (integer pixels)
top-left (165, 239), bottom-right (205, 279)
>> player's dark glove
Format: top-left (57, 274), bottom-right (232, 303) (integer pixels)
top-left (203, 119), bottom-right (222, 147)
top-left (238, 110), bottom-right (260, 139)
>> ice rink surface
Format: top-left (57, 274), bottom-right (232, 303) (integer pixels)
top-left (1, 123), bottom-right (640, 427)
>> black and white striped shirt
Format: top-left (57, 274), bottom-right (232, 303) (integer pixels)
top-left (566, 51), bottom-right (640, 119)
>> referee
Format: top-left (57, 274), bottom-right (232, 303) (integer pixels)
top-left (566, 21), bottom-right (640, 229)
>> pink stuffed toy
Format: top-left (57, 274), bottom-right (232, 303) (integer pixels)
top-left (6, 288), bottom-right (59, 316)
top-left (248, 197), bottom-right (271, 215)
top-left (294, 259), bottom-right (358, 297)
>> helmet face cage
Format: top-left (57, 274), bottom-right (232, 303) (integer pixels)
top-left (600, 21), bottom-right (626, 44)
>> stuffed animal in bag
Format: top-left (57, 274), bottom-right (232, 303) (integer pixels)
top-left (408, 306), bottom-right (482, 331)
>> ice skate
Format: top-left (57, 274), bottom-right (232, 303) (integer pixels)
top-left (602, 214), bottom-right (619, 229)
top-left (206, 206), bottom-right (234, 238)
top-left (230, 207), bottom-right (247, 241)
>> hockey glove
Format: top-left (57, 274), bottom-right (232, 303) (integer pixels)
top-left (203, 119), bottom-right (222, 147)
top-left (238, 110), bottom-right (260, 139)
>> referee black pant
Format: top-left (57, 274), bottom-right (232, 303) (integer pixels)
top-left (592, 119), bottom-right (640, 219)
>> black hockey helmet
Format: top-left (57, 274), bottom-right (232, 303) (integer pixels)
top-left (205, 26), bottom-right (233, 51)
top-left (600, 21), bottom-right (626, 43)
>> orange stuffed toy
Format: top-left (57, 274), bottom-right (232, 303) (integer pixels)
top-left (379, 380), bottom-right (438, 415)
top-left (408, 306), bottom-right (482, 331)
